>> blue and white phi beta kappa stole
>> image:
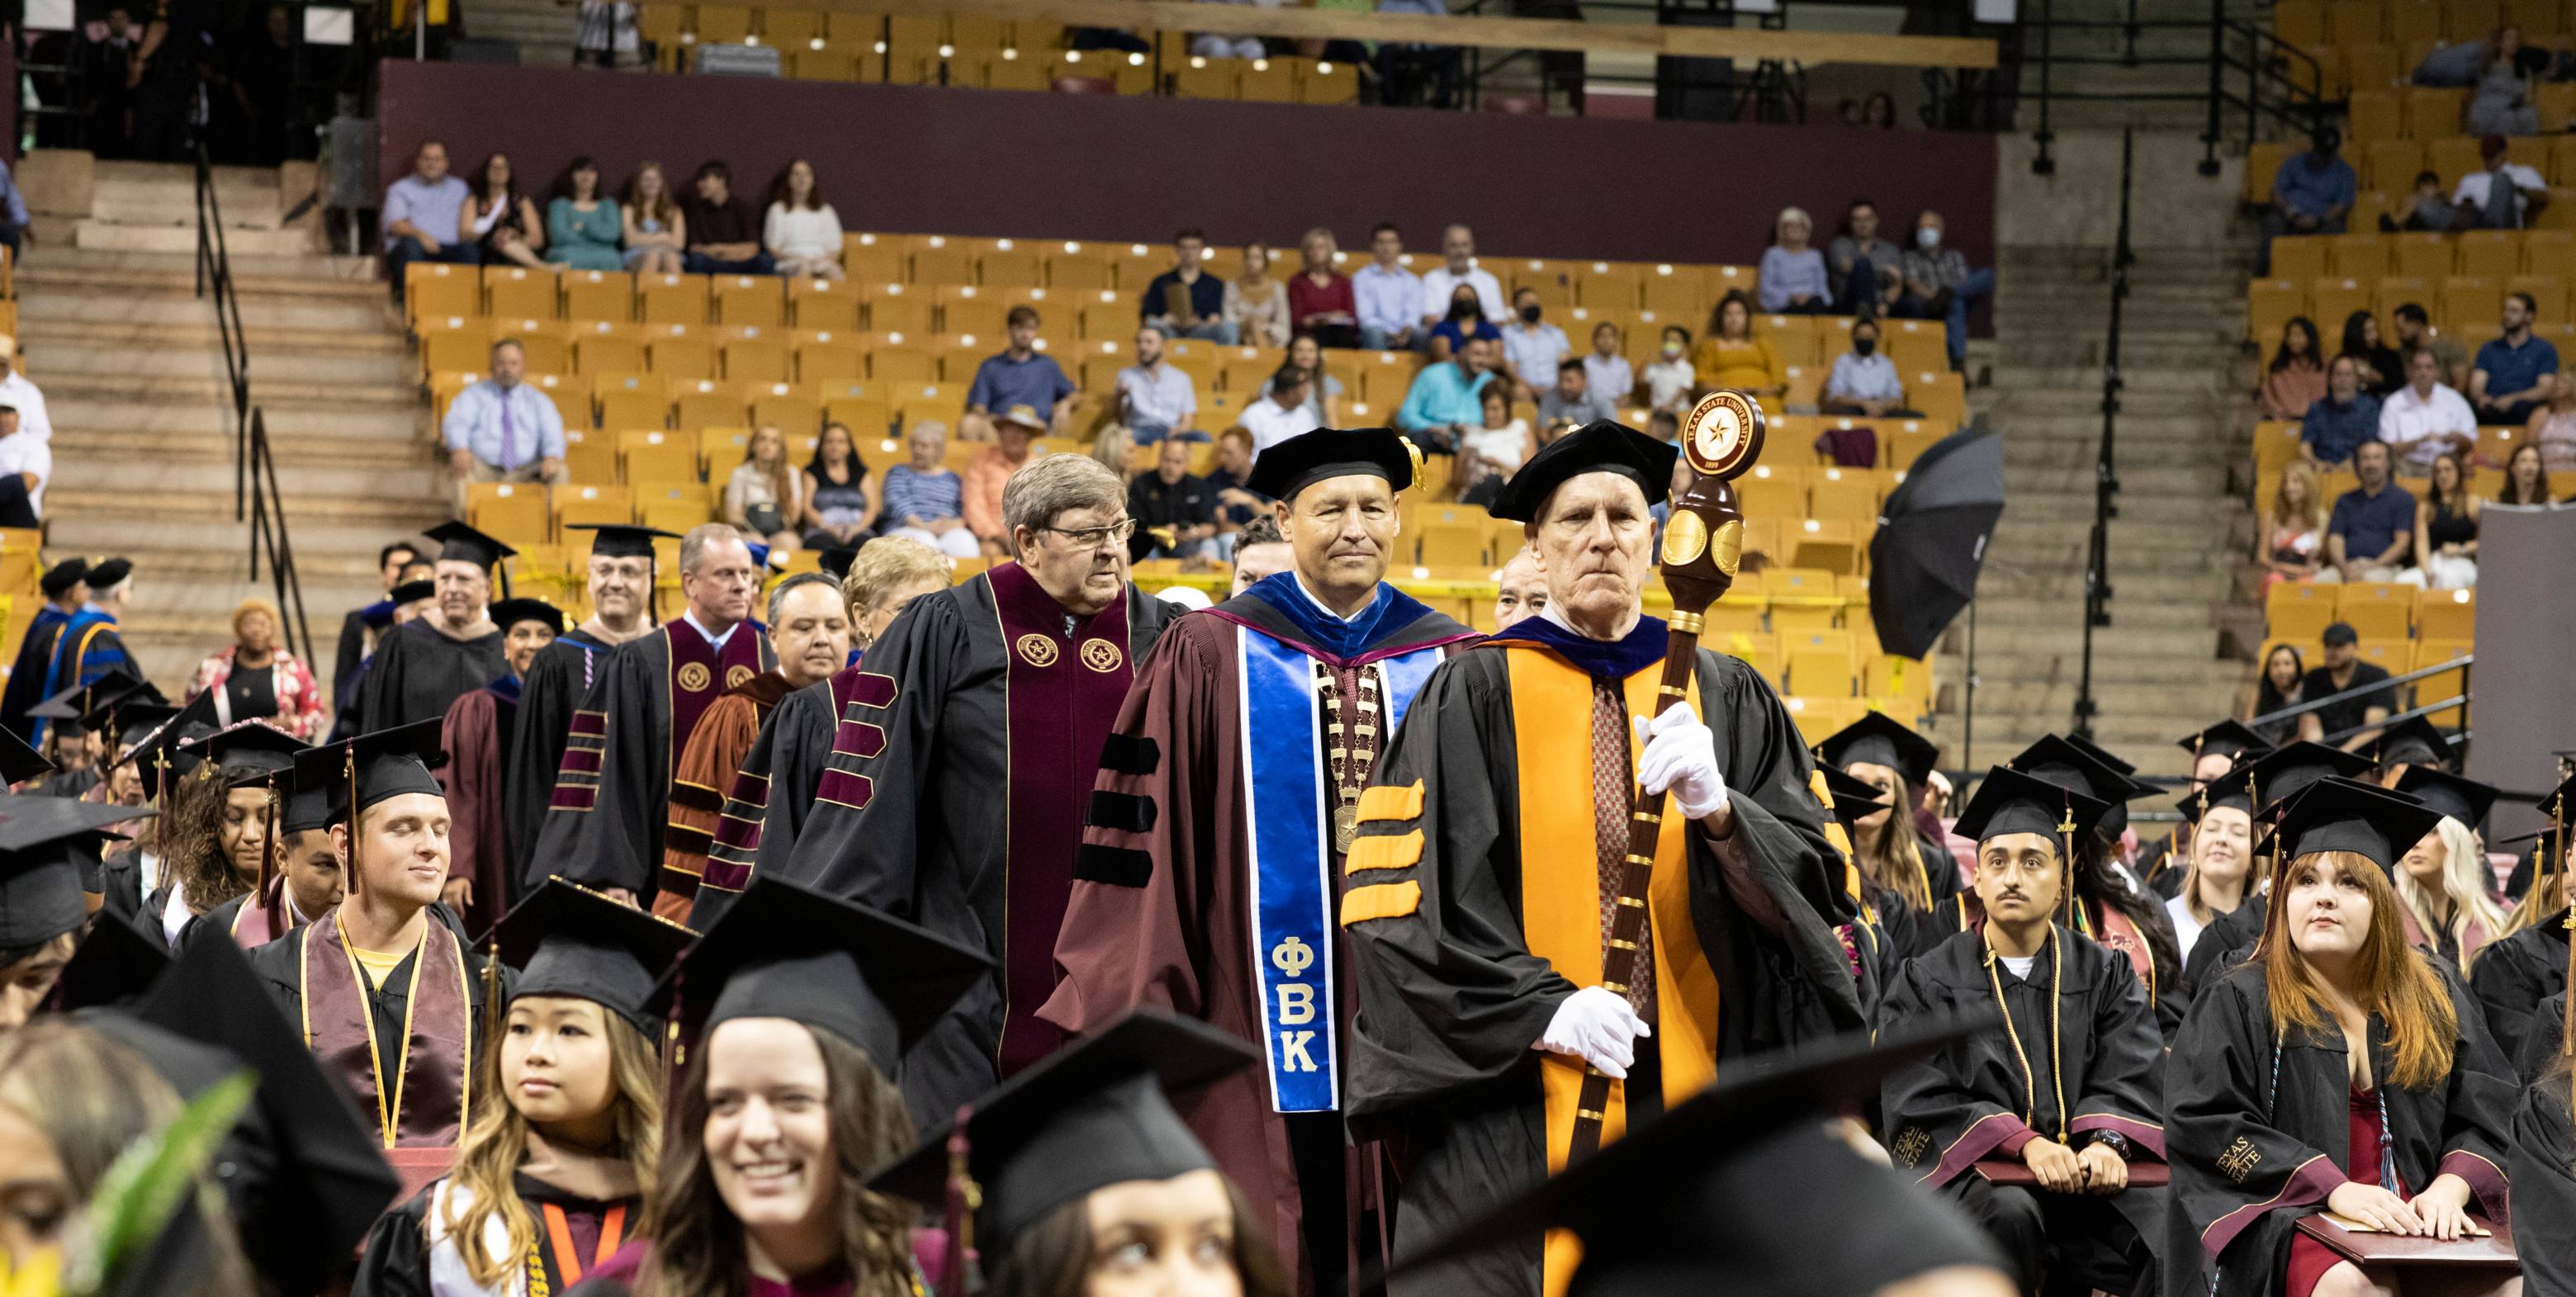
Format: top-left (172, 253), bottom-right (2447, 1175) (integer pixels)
top-left (1239, 630), bottom-right (1442, 1113)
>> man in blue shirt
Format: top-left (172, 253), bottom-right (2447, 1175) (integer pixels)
top-left (2322, 440), bottom-right (2417, 585)
top-left (2300, 355), bottom-right (2381, 467)
top-left (381, 140), bottom-right (477, 303)
top-left (2260, 125), bottom-right (2355, 276)
top-left (2469, 291), bottom-right (2561, 425)
top-left (964, 305), bottom-right (1076, 442)
top-left (1395, 334), bottom-right (1494, 453)
top-left (441, 338), bottom-right (567, 493)
top-left (0, 154), bottom-right (29, 265)
top-left (1139, 227), bottom-right (1233, 343)
top-left (1353, 223), bottom-right (1423, 352)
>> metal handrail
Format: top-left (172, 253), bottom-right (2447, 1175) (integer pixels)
top-left (2247, 653), bottom-right (2474, 728)
top-left (2072, 128), bottom-right (2133, 741)
top-left (2319, 694), bottom-right (2471, 749)
top-left (2020, 0), bottom-right (2331, 174)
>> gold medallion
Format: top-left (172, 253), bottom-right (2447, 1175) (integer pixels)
top-left (725, 664), bottom-right (754, 689)
top-left (1680, 391), bottom-right (1766, 480)
top-left (676, 662), bottom-right (713, 693)
top-left (1709, 518), bottom-right (1745, 577)
top-left (1660, 510), bottom-right (1708, 567)
top-left (1080, 638), bottom-right (1124, 673)
top-left (1016, 634), bottom-right (1059, 668)
top-left (1333, 802), bottom-right (1358, 854)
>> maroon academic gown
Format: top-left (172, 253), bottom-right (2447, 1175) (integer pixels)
top-left (438, 679), bottom-right (515, 936)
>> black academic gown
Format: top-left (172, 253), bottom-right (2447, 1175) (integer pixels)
top-left (2162, 963), bottom-right (2517, 1297)
top-left (1341, 623), bottom-right (1859, 1297)
top-left (2181, 898), bottom-right (2268, 1001)
top-left (682, 674), bottom-right (839, 930)
top-left (504, 627), bottom-right (614, 887)
top-left (2512, 1071), bottom-right (2576, 1296)
top-left (0, 603), bottom-right (70, 741)
top-left (2468, 909), bottom-right (2570, 1075)
top-left (243, 911), bottom-right (500, 1138)
top-left (358, 620), bottom-right (506, 733)
top-left (2522, 991), bottom-right (2569, 1080)
top-left (778, 570), bottom-right (1176, 1132)
top-left (353, 1171), bottom-right (639, 1297)
top-left (1878, 925), bottom-right (2167, 1297)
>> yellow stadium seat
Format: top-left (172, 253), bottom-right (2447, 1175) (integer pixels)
top-left (1808, 471), bottom-right (1882, 522)
top-left (797, 335), bottom-right (866, 383)
top-left (575, 334), bottom-right (646, 376)
top-left (753, 390), bottom-right (824, 434)
top-left (2403, 86), bottom-right (2464, 137)
top-left (485, 267), bottom-right (557, 320)
top-left (2248, 279), bottom-right (2304, 342)
top-left (2457, 230), bottom-right (2521, 280)
top-left (405, 263), bottom-right (478, 323)
top-left (2304, 278), bottom-right (2370, 335)
top-left (674, 386), bottom-right (748, 429)
top-left (2266, 581), bottom-right (2338, 641)
top-left (910, 236), bottom-right (973, 285)
top-left (1414, 522), bottom-right (1486, 568)
top-left (466, 483), bottom-right (551, 547)
top-left (421, 323), bottom-right (495, 376)
top-left (2413, 639), bottom-right (2474, 726)
top-left (561, 428), bottom-right (616, 483)
top-left (2441, 275), bottom-right (2501, 327)
top-left (2324, 233), bottom-right (2387, 278)
top-left (2373, 276), bottom-right (2430, 328)
top-left (2347, 91), bottom-right (2403, 141)
top-left (1787, 647), bottom-right (1856, 698)
top-left (2416, 586), bottom-right (2476, 639)
top-left (2335, 581), bottom-right (2414, 641)
top-left (2526, 229), bottom-right (2576, 278)
top-left (867, 284), bottom-right (935, 335)
top-left (646, 337), bottom-right (715, 381)
top-left (637, 274), bottom-right (709, 326)
top-left (826, 395), bottom-right (892, 434)
top-left (553, 483), bottom-right (637, 534)
top-left (698, 425), bottom-right (753, 470)
top-left (2246, 141), bottom-right (2296, 205)
top-left (619, 430), bottom-right (700, 485)
top-left (871, 348), bottom-right (937, 384)
top-left (562, 272), bottom-right (634, 324)
top-left (713, 276), bottom-right (783, 329)
top-left (788, 277), bottom-right (863, 331)
top-left (1863, 654), bottom-right (1933, 712)
top-left (2389, 232), bottom-right (2450, 281)
top-left (695, 4), bottom-right (753, 42)
top-left (1906, 372), bottom-right (1968, 424)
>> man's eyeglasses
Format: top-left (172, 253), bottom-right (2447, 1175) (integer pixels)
top-left (1039, 518), bottom-right (1139, 549)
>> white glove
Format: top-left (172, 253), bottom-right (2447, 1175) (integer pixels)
top-left (1634, 702), bottom-right (1729, 822)
top-left (1532, 985), bottom-right (1652, 1079)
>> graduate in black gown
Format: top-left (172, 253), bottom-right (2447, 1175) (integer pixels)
top-left (2512, 1052), bottom-right (2576, 1297)
top-left (504, 524), bottom-right (667, 892)
top-left (2178, 742), bottom-right (2379, 999)
top-left (2145, 722), bottom-right (2275, 901)
top-left (438, 596), bottom-right (559, 935)
top-left (1822, 761), bottom-right (1906, 1020)
top-left (90, 689), bottom-right (213, 929)
top-left (0, 790), bottom-right (152, 1032)
top-left (2164, 778), bottom-right (2518, 1297)
top-left (0, 556), bottom-right (88, 741)
top-left (2005, 736), bottom-right (2184, 1033)
top-left (334, 541), bottom-right (426, 732)
top-left (1879, 767), bottom-right (2166, 1297)
top-left (1817, 712), bottom-right (1965, 964)
top-left (360, 523), bottom-right (514, 733)
top-left (2473, 804), bottom-right (2571, 1075)
top-left (355, 880), bottom-right (692, 1297)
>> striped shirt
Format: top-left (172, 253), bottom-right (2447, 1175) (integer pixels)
top-left (883, 464), bottom-right (965, 524)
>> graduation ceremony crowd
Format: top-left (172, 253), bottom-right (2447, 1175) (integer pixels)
top-left (4, 413), bottom-right (2576, 1297)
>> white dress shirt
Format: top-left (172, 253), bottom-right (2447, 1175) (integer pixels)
top-left (1418, 264), bottom-right (1506, 324)
top-left (2451, 163), bottom-right (2549, 223)
top-left (0, 428), bottom-right (51, 514)
top-left (1241, 394), bottom-right (1321, 457)
top-left (0, 371), bottom-right (53, 443)
top-left (683, 608), bottom-right (743, 652)
top-left (2377, 381), bottom-right (2479, 468)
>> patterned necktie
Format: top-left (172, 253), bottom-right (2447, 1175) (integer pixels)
top-left (499, 391), bottom-right (519, 471)
top-left (1591, 681), bottom-right (1655, 1024)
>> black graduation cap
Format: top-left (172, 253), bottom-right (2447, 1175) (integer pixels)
top-left (1243, 427), bottom-right (1418, 503)
top-left (47, 907), bottom-right (168, 1012)
top-left (488, 597), bottom-right (565, 637)
top-left (1815, 712), bottom-right (1940, 789)
top-left (2176, 720), bottom-right (2273, 766)
top-left (85, 556), bottom-right (132, 589)
top-left (424, 519), bottom-right (515, 573)
top-left (388, 578), bottom-right (435, 606)
top-left (124, 690), bottom-right (220, 799)
top-left (2007, 734), bottom-right (2160, 836)
top-left (2369, 713), bottom-right (2455, 771)
top-left (1488, 420), bottom-right (1679, 522)
top-left (0, 795), bottom-right (161, 948)
top-left (817, 545), bottom-right (860, 580)
top-left (1384, 1018), bottom-right (2007, 1293)
top-left (2394, 766), bottom-right (2499, 828)
top-left (1952, 764), bottom-right (2109, 846)
top-left (37, 556), bottom-right (88, 598)
top-left (2238, 741), bottom-right (2378, 818)
top-left (291, 719), bottom-right (445, 826)
top-left (2066, 732), bottom-right (2138, 777)
top-left (2272, 776), bottom-right (2447, 874)
top-left (869, 1009), bottom-right (1257, 1255)
top-left (651, 877), bottom-right (992, 1070)
top-left (178, 721), bottom-right (305, 788)
top-left (102, 700), bottom-right (176, 750)
top-left (28, 666), bottom-right (150, 720)
top-left (279, 769), bottom-right (334, 835)
top-left (2176, 763), bottom-right (2256, 826)
top-left (566, 523), bottom-right (680, 558)
top-left (491, 878), bottom-right (698, 1034)
top-left (0, 723), bottom-right (52, 787)
top-left (1818, 763), bottom-right (1895, 830)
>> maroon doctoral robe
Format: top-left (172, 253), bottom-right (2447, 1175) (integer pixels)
top-left (438, 679), bottom-right (516, 935)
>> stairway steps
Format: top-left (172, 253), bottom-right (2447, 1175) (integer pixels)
top-left (38, 373), bottom-right (424, 411)
top-left (31, 347), bottom-right (412, 386)
top-left (44, 399), bottom-right (418, 441)
top-left (52, 457), bottom-right (441, 498)
top-left (28, 319), bottom-right (404, 357)
top-left (22, 290), bottom-right (385, 333)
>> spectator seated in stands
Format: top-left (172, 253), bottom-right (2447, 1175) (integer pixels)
top-left (963, 305), bottom-right (1076, 442)
top-left (2393, 301), bottom-right (2470, 390)
top-left (1418, 222), bottom-right (1505, 341)
top-left (462, 151), bottom-right (545, 271)
top-left (800, 422), bottom-right (878, 552)
top-left (2318, 439), bottom-right (2420, 586)
top-left (1583, 321), bottom-right (1633, 409)
top-left (1191, 0), bottom-right (1267, 59)
top-left (2379, 346), bottom-right (2479, 472)
top-left (1897, 209), bottom-right (1995, 372)
top-left (1759, 206), bottom-right (1830, 315)
top-left (1500, 286), bottom-right (1570, 398)
top-left (0, 335), bottom-right (51, 447)
top-left (1225, 241), bottom-right (1292, 348)
top-left (2413, 23), bottom-right (2515, 86)
top-left (0, 150), bottom-right (26, 264)
top-left (2451, 133), bottom-right (2549, 230)
top-left (1240, 364), bottom-right (1319, 456)
top-left (2261, 315), bottom-right (2329, 421)
top-left (1117, 324), bottom-right (1203, 445)
top-left (1287, 227), bottom-right (1359, 348)
top-left (1394, 331), bottom-right (1495, 454)
top-left (544, 155), bottom-right (623, 272)
top-left (2411, 450), bottom-right (2482, 590)
top-left (441, 338), bottom-right (567, 490)
top-left (1352, 221), bottom-right (1422, 352)
top-left (1645, 324), bottom-right (1697, 413)
top-left (2297, 622), bottom-right (2396, 751)
top-left (2501, 438), bottom-right (2555, 504)
top-left (2468, 27), bottom-right (2548, 136)
top-left (2301, 354), bottom-right (2382, 468)
top-left (2471, 290), bottom-right (2561, 425)
top-left (1821, 317), bottom-right (1917, 418)
top-left (381, 139), bottom-right (476, 300)
top-left (620, 160), bottom-right (684, 275)
top-left (1267, 334), bottom-right (1344, 427)
top-left (724, 424), bottom-right (806, 553)
top-left (680, 159), bottom-right (773, 275)
top-left (2379, 169), bottom-right (2461, 233)
top-left (1374, 0), bottom-right (1463, 109)
top-left (964, 406), bottom-right (1044, 555)
top-left (0, 401), bottom-right (49, 529)
top-left (1141, 227), bottom-right (1233, 343)
top-left (1455, 383), bottom-right (1532, 507)
top-left (881, 421), bottom-right (983, 560)
top-left (1427, 282), bottom-right (1501, 362)
top-left (1205, 427), bottom-right (1265, 537)
top-left (1825, 198), bottom-right (1901, 315)
top-left (1091, 424), bottom-right (1137, 489)
top-left (2337, 309), bottom-right (2406, 398)
top-left (762, 159), bottom-right (845, 280)
top-left (1129, 437), bottom-right (1219, 561)
top-left (2259, 125), bottom-right (2353, 275)
top-left (2527, 384), bottom-right (2576, 471)
top-left (2259, 459), bottom-right (2328, 590)
top-left (1537, 356), bottom-right (1617, 427)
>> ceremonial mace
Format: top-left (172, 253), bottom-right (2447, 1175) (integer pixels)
top-left (1568, 391), bottom-right (1765, 1162)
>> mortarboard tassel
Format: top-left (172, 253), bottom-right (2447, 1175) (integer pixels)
top-left (940, 1104), bottom-right (981, 1297)
top-left (343, 747), bottom-right (361, 901)
top-left (259, 783), bottom-right (282, 934)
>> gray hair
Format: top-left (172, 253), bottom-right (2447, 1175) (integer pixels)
top-left (678, 522), bottom-right (744, 575)
top-left (765, 570), bottom-right (841, 623)
top-left (1002, 453), bottom-right (1125, 537)
top-left (841, 536), bottom-right (952, 617)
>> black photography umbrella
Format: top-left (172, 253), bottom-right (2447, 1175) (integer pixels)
top-left (1867, 424), bottom-right (2005, 660)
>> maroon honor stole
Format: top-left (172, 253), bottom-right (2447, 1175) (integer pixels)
top-left (667, 619), bottom-right (772, 769)
top-left (987, 562), bottom-right (1136, 1075)
top-left (299, 911), bottom-right (474, 1148)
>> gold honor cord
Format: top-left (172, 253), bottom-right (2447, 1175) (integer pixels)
top-left (1982, 927), bottom-right (2070, 1143)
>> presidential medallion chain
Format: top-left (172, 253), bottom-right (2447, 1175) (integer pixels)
top-left (1317, 663), bottom-right (1383, 854)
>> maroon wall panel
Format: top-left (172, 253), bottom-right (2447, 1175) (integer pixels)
top-left (379, 59), bottom-right (1996, 272)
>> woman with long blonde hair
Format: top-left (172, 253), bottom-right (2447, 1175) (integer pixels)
top-left (355, 881), bottom-right (686, 1297)
top-left (724, 425), bottom-right (805, 554)
top-left (2165, 774), bottom-right (2256, 965)
top-left (2258, 460), bottom-right (2328, 590)
top-left (2388, 769), bottom-right (2509, 973)
top-left (2166, 779), bottom-right (2519, 1297)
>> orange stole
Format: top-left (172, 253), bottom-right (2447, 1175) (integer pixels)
top-left (1501, 646), bottom-right (1721, 1297)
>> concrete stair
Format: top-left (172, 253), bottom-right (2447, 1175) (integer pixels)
top-left (21, 158), bottom-right (445, 690)
top-left (464, 0), bottom-right (585, 64)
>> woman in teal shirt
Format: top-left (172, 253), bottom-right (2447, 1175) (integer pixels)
top-left (545, 155), bottom-right (624, 272)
